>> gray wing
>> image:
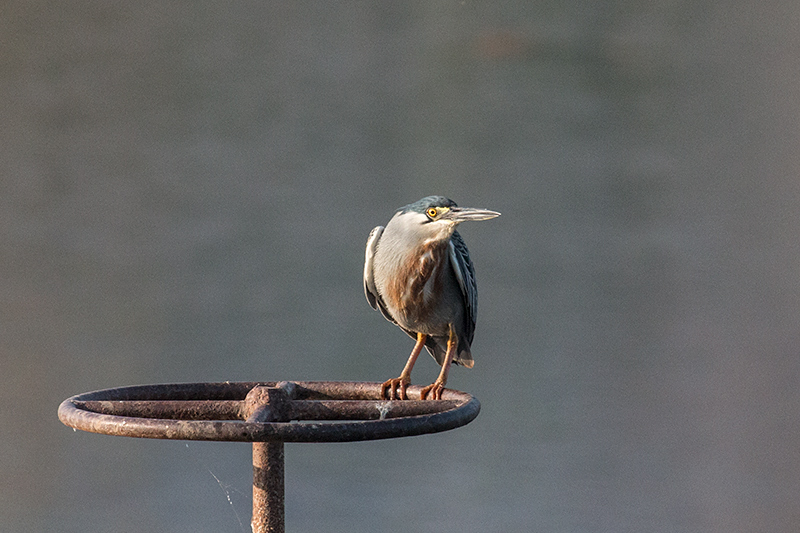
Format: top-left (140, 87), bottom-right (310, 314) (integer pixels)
top-left (448, 230), bottom-right (478, 345)
top-left (364, 225), bottom-right (400, 326)
top-left (363, 226), bottom-right (384, 310)
top-left (366, 225), bottom-right (426, 344)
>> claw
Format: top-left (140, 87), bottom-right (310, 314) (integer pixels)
top-left (381, 377), bottom-right (410, 400)
top-left (420, 380), bottom-right (444, 400)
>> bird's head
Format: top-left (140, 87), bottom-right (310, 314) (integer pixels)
top-left (395, 196), bottom-right (501, 243)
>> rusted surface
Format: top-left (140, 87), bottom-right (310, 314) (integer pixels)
top-left (58, 381), bottom-right (480, 443)
top-left (285, 399), bottom-right (461, 420)
top-left (246, 384), bottom-right (290, 533)
top-left (74, 400), bottom-right (242, 420)
top-left (59, 381), bottom-right (480, 533)
top-left (244, 382), bottom-right (296, 423)
top-left (252, 442), bottom-right (284, 533)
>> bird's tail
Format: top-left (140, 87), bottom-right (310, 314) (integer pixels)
top-left (455, 348), bottom-right (474, 368)
top-left (425, 338), bottom-right (474, 368)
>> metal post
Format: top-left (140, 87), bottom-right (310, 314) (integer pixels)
top-left (244, 382), bottom-right (294, 533)
top-left (252, 441), bottom-right (285, 533)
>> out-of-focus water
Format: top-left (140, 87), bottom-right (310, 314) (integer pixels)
top-left (3, 2), bottom-right (800, 532)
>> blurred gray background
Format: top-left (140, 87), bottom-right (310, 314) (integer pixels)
top-left (3, 1), bottom-right (800, 532)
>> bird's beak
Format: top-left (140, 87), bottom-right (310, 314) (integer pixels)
top-left (447, 207), bottom-right (501, 223)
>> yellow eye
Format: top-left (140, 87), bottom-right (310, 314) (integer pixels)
top-left (426, 207), bottom-right (438, 218)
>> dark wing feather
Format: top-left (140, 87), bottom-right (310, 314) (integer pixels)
top-left (448, 230), bottom-right (477, 345)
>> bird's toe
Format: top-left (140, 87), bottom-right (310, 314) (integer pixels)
top-left (420, 381), bottom-right (445, 400)
top-left (381, 377), bottom-right (410, 400)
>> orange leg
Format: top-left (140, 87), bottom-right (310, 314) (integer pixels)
top-left (382, 332), bottom-right (427, 400)
top-left (420, 325), bottom-right (457, 400)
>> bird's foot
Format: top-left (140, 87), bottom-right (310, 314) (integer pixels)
top-left (381, 376), bottom-right (411, 400)
top-left (420, 380), bottom-right (445, 400)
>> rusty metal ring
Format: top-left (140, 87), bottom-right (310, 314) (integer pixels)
top-left (58, 381), bottom-right (480, 443)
